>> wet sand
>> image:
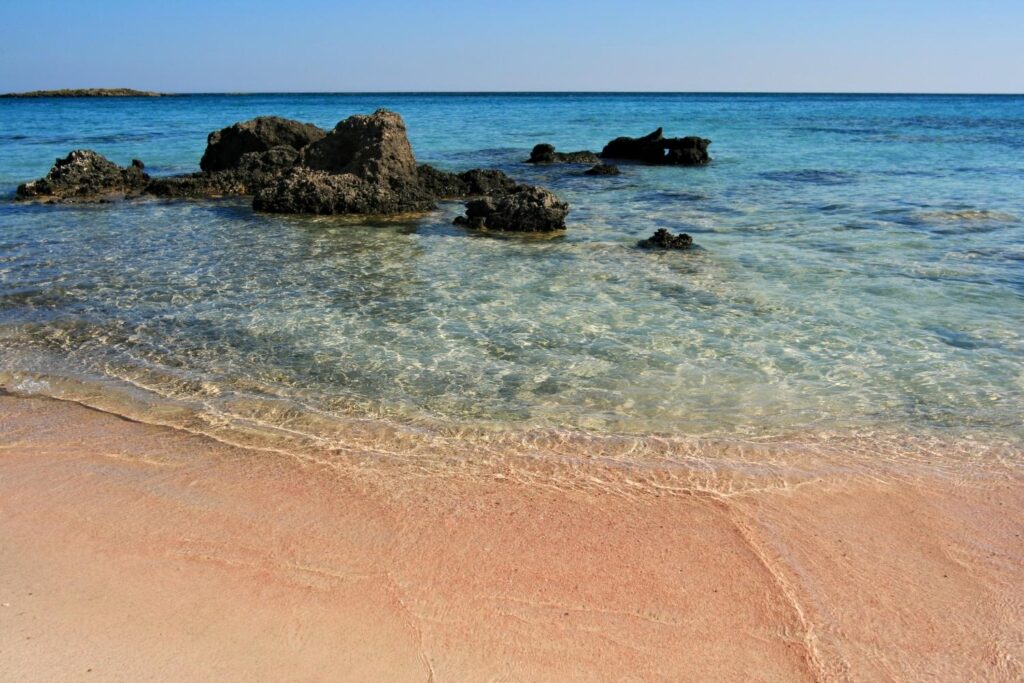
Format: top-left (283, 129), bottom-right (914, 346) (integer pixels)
top-left (1, 395), bottom-right (1022, 681)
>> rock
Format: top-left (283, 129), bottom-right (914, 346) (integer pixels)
top-left (663, 137), bottom-right (712, 166)
top-left (252, 109), bottom-right (439, 215)
top-left (417, 165), bottom-right (518, 199)
top-left (459, 169), bottom-right (520, 196)
top-left (15, 109), bottom-right (571, 222)
top-left (200, 116), bottom-right (325, 172)
top-left (300, 109), bottom-right (417, 189)
top-left (253, 167), bottom-right (434, 215)
top-left (601, 128), bottom-right (711, 166)
top-left (15, 150), bottom-right (149, 202)
top-left (145, 172), bottom-right (244, 199)
top-left (416, 164), bottom-right (466, 198)
top-left (584, 163), bottom-right (620, 176)
top-left (148, 146), bottom-right (301, 198)
top-left (527, 143), bottom-right (601, 165)
top-left (453, 185), bottom-right (569, 232)
top-left (637, 228), bottom-right (694, 250)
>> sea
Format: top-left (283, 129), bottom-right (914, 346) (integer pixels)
top-left (1, 93), bottom-right (1022, 466)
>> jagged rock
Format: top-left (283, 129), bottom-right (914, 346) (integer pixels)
top-left (453, 185), bottom-right (569, 232)
top-left (253, 167), bottom-right (434, 215)
top-left (601, 128), bottom-right (711, 166)
top-left (584, 163), bottom-right (620, 176)
top-left (527, 143), bottom-right (601, 165)
top-left (200, 117), bottom-right (324, 172)
top-left (15, 150), bottom-right (149, 202)
top-left (417, 165), bottom-right (518, 199)
top-left (148, 146), bottom-right (300, 198)
top-left (637, 228), bottom-right (694, 250)
top-left (300, 109), bottom-right (417, 189)
top-left (251, 109), bottom-right (442, 215)
top-left (15, 109), bottom-right (572, 222)
top-left (459, 169), bottom-right (519, 196)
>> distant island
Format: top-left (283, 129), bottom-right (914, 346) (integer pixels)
top-left (1, 88), bottom-right (166, 98)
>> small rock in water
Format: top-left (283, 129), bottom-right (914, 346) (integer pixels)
top-left (601, 127), bottom-right (711, 166)
top-left (454, 185), bottom-right (569, 232)
top-left (15, 150), bottom-right (149, 202)
top-left (637, 228), bottom-right (694, 250)
top-left (584, 163), bottom-right (620, 176)
top-left (526, 143), bottom-right (600, 165)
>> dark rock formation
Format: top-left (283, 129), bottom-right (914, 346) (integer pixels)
top-left (300, 109), bottom-right (416, 188)
top-left (254, 167), bottom-right (434, 215)
top-left (256, 110), bottom-right (545, 216)
top-left (601, 128), bottom-right (711, 166)
top-left (417, 165), bottom-right (518, 199)
top-left (200, 117), bottom-right (324, 172)
top-left (527, 143), bottom-right (601, 165)
top-left (148, 146), bottom-right (300, 198)
top-left (453, 185), bottom-right (569, 232)
top-left (254, 110), bottom-right (439, 215)
top-left (14, 109), bottom-right (570, 223)
top-left (584, 163), bottom-right (620, 176)
top-left (15, 150), bottom-right (149, 202)
top-left (637, 228), bottom-right (694, 250)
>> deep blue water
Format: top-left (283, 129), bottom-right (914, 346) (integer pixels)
top-left (0, 93), bottom-right (1022, 449)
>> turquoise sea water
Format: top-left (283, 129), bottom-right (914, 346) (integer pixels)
top-left (0, 94), bottom-right (1022, 453)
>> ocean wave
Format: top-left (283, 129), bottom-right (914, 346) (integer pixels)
top-left (1, 365), bottom-right (1020, 496)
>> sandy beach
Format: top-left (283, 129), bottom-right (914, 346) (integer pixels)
top-left (1, 394), bottom-right (1021, 681)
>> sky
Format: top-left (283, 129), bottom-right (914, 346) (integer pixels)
top-left (1, 0), bottom-right (1022, 93)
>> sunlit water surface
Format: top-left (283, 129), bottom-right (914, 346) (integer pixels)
top-left (1, 94), bottom-right (1022, 461)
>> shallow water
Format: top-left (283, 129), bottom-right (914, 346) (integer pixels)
top-left (0, 94), bottom-right (1022, 455)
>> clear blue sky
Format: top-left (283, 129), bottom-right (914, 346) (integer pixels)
top-left (2, 0), bottom-right (1022, 93)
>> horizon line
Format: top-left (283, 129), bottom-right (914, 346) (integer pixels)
top-left (4, 89), bottom-right (1023, 97)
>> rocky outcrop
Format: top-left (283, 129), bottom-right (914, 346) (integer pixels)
top-left (417, 165), bottom-right (518, 199)
top-left (255, 110), bottom-right (555, 217)
top-left (15, 150), bottom-right (149, 202)
top-left (13, 109), bottom-right (571, 224)
top-left (601, 128), bottom-right (711, 166)
top-left (584, 163), bottom-right (620, 176)
top-left (637, 228), bottom-right (694, 250)
top-left (253, 167), bottom-right (434, 215)
top-left (200, 117), bottom-right (324, 172)
top-left (453, 185), bottom-right (569, 232)
top-left (527, 144), bottom-right (601, 165)
top-left (300, 110), bottom-right (416, 187)
top-left (253, 110), bottom-right (438, 215)
top-left (147, 146), bottom-right (300, 198)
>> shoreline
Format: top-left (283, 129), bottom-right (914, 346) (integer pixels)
top-left (2, 394), bottom-right (1022, 681)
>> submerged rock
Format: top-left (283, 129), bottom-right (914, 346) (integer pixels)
top-left (15, 150), bottom-right (149, 202)
top-left (453, 185), bottom-right (569, 232)
top-left (584, 163), bottom-right (620, 176)
top-left (637, 228), bottom-right (694, 250)
top-left (527, 143), bottom-right (601, 165)
top-left (601, 128), bottom-right (711, 166)
top-left (200, 116), bottom-right (325, 172)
